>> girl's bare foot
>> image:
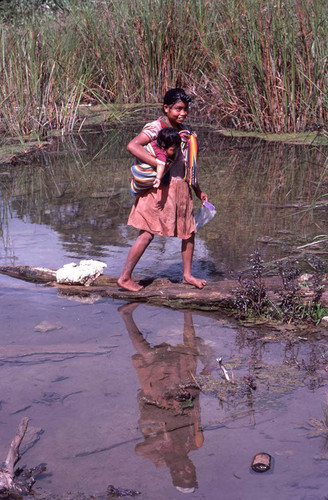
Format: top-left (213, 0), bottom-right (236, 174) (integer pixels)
top-left (182, 275), bottom-right (207, 289)
top-left (117, 277), bottom-right (143, 292)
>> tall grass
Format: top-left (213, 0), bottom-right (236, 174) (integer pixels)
top-left (203, 0), bottom-right (328, 132)
top-left (0, 0), bottom-right (327, 138)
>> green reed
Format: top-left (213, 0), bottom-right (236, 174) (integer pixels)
top-left (0, 0), bottom-right (327, 138)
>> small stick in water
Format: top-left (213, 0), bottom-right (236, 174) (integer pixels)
top-left (216, 357), bottom-right (230, 382)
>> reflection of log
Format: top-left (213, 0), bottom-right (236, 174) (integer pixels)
top-left (0, 265), bottom-right (327, 311)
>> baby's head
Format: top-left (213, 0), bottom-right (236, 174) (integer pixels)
top-left (156, 127), bottom-right (181, 157)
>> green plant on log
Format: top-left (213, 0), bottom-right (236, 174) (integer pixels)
top-left (234, 250), bottom-right (327, 324)
top-left (233, 249), bottom-right (276, 320)
top-left (278, 255), bottom-right (326, 324)
top-left (277, 258), bottom-right (303, 323)
top-left (309, 303), bottom-right (328, 325)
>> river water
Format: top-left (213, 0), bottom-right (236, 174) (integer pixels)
top-left (0, 124), bottom-right (327, 500)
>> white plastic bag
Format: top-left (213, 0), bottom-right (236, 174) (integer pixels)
top-left (194, 201), bottom-right (216, 230)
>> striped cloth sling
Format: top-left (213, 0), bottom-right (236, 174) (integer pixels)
top-left (130, 143), bottom-right (161, 197)
top-left (160, 119), bottom-right (198, 188)
top-left (130, 119), bottom-right (199, 197)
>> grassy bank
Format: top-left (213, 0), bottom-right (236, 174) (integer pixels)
top-left (0, 0), bottom-right (327, 139)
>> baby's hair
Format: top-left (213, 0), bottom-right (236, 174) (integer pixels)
top-left (163, 88), bottom-right (192, 108)
top-left (156, 127), bottom-right (182, 150)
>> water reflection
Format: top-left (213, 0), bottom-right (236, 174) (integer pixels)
top-left (119, 303), bottom-right (209, 494)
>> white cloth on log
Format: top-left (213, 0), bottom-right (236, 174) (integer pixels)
top-left (56, 260), bottom-right (107, 286)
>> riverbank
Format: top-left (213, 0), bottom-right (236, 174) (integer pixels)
top-left (1, 103), bottom-right (328, 168)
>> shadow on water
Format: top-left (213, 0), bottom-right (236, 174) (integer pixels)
top-left (0, 125), bottom-right (327, 499)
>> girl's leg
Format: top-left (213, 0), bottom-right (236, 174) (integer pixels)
top-left (118, 230), bottom-right (154, 291)
top-left (181, 234), bottom-right (206, 289)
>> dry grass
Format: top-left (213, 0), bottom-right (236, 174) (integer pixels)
top-left (0, 0), bottom-right (327, 138)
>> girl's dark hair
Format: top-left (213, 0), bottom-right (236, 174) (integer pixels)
top-left (163, 88), bottom-right (192, 108)
top-left (156, 127), bottom-right (182, 149)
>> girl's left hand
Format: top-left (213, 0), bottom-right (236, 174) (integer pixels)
top-left (200, 192), bottom-right (208, 205)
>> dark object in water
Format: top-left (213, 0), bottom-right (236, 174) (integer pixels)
top-left (107, 484), bottom-right (141, 497)
top-left (251, 452), bottom-right (271, 472)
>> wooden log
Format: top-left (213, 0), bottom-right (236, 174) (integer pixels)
top-left (5, 417), bottom-right (29, 477)
top-left (0, 265), bottom-right (238, 310)
top-left (0, 265), bottom-right (56, 283)
top-left (0, 417), bottom-right (42, 498)
top-left (1, 265), bottom-right (327, 312)
top-left (58, 277), bottom-right (238, 310)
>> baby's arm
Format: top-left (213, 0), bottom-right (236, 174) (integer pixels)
top-left (153, 159), bottom-right (166, 188)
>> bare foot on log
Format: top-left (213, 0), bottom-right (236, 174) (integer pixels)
top-left (183, 275), bottom-right (207, 289)
top-left (117, 277), bottom-right (143, 292)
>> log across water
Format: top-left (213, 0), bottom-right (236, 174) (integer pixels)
top-left (1, 265), bottom-right (327, 312)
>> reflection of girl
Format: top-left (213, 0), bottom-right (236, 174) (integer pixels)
top-left (118, 88), bottom-right (208, 292)
top-left (119, 303), bottom-right (204, 494)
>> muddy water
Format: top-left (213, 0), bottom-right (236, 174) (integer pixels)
top-left (0, 126), bottom-right (327, 499)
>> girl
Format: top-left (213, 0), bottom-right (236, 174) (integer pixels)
top-left (118, 88), bottom-right (208, 292)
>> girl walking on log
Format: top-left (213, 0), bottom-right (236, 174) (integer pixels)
top-left (118, 88), bottom-right (208, 292)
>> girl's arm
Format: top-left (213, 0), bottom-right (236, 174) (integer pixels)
top-left (127, 132), bottom-right (157, 168)
top-left (193, 182), bottom-right (208, 204)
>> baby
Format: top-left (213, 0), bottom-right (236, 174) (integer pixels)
top-left (130, 127), bottom-right (181, 197)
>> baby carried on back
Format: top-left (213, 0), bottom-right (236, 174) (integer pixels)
top-left (130, 127), bottom-right (181, 197)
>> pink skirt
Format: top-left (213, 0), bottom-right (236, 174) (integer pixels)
top-left (128, 177), bottom-right (196, 239)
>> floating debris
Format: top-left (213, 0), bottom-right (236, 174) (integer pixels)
top-left (251, 452), bottom-right (271, 472)
top-left (106, 484), bottom-right (141, 497)
top-left (216, 357), bottom-right (231, 382)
